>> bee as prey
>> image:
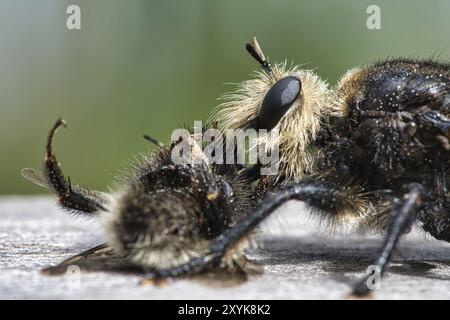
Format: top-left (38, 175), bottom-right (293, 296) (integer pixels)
top-left (22, 119), bottom-right (255, 281)
top-left (143, 38), bottom-right (450, 297)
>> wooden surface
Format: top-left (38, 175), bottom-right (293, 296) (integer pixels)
top-left (1, 196), bottom-right (450, 299)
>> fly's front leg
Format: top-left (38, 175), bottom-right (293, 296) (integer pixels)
top-left (140, 181), bottom-right (349, 283)
top-left (350, 183), bottom-right (424, 298)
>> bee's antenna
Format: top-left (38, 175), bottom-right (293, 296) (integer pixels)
top-left (143, 134), bottom-right (165, 148)
top-left (246, 37), bottom-right (274, 76)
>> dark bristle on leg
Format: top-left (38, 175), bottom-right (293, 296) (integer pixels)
top-left (350, 183), bottom-right (424, 298)
top-left (45, 118), bottom-right (107, 214)
top-left (141, 182), bottom-right (346, 281)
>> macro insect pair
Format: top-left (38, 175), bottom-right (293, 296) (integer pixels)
top-left (22, 38), bottom-right (450, 298)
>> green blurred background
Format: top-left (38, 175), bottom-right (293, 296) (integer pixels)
top-left (1, 0), bottom-right (449, 194)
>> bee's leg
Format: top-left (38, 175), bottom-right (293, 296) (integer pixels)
top-left (350, 183), bottom-right (424, 298)
top-left (45, 119), bottom-right (107, 214)
top-left (141, 182), bottom-right (346, 281)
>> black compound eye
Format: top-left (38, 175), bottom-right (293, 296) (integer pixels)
top-left (258, 76), bottom-right (302, 130)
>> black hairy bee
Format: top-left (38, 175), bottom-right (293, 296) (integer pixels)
top-left (22, 119), bottom-right (256, 282)
top-left (142, 38), bottom-right (450, 297)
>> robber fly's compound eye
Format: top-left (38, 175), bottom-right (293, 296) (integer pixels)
top-left (258, 76), bottom-right (302, 130)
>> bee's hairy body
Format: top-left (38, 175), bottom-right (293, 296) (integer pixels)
top-left (105, 142), bottom-right (255, 269)
top-left (22, 120), bottom-right (255, 273)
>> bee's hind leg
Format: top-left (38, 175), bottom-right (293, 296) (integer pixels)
top-left (349, 183), bottom-right (424, 298)
top-left (140, 182), bottom-right (346, 282)
top-left (44, 118), bottom-right (108, 214)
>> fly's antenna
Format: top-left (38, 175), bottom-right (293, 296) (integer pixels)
top-left (143, 134), bottom-right (165, 148)
top-left (245, 37), bottom-right (274, 77)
